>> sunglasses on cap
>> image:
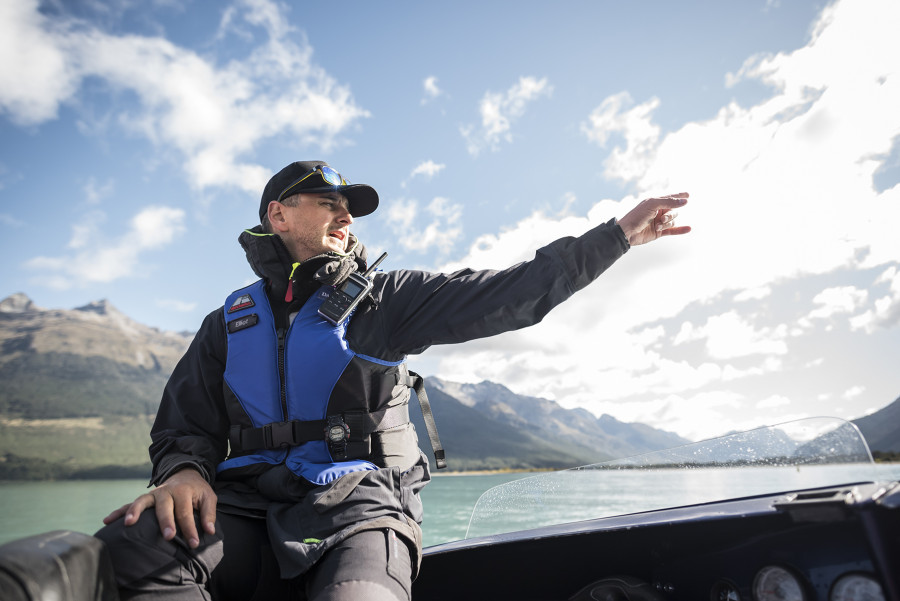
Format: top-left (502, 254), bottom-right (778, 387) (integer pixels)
top-left (277, 165), bottom-right (349, 203)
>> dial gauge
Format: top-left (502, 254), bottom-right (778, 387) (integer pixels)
top-left (753, 566), bottom-right (806, 601)
top-left (711, 579), bottom-right (741, 601)
top-left (830, 573), bottom-right (884, 601)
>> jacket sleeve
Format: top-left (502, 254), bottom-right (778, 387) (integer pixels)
top-left (148, 308), bottom-right (230, 486)
top-left (373, 218), bottom-right (630, 356)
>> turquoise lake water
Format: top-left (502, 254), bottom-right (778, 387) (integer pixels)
top-left (2, 464), bottom-right (899, 549)
top-left (0, 471), bottom-right (528, 548)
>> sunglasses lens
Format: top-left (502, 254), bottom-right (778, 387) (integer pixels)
top-left (319, 166), bottom-right (345, 186)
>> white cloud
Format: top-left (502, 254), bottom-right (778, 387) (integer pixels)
top-left (734, 286), bottom-right (772, 302)
top-left (409, 160), bottom-right (445, 181)
top-left (554, 192), bottom-right (578, 218)
top-left (421, 76), bottom-right (443, 104)
top-left (431, 0), bottom-right (900, 439)
top-left (757, 395), bottom-right (791, 409)
top-left (0, 0), bottom-right (369, 195)
top-left (439, 206), bottom-right (601, 272)
top-left (586, 391), bottom-right (759, 443)
top-left (0, 0), bottom-right (78, 125)
top-left (461, 76), bottom-right (552, 156)
top-left (387, 196), bottom-right (463, 254)
top-left (572, 0), bottom-right (900, 324)
top-left (386, 197), bottom-right (417, 232)
top-left (83, 177), bottom-right (114, 205)
top-left (808, 285), bottom-right (868, 320)
top-left (842, 385), bottom-right (866, 400)
top-left (132, 206), bottom-right (185, 248)
top-left (26, 205), bottom-right (186, 288)
top-left (581, 92), bottom-right (661, 183)
top-left (66, 210), bottom-right (105, 250)
top-left (851, 265), bottom-right (900, 331)
top-left (675, 311), bottom-right (789, 360)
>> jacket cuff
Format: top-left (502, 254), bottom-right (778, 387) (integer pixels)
top-left (151, 457), bottom-right (213, 487)
top-left (608, 217), bottom-right (631, 251)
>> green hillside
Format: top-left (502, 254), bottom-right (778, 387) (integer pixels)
top-left (0, 415), bottom-right (153, 479)
top-left (0, 296), bottom-right (186, 479)
top-left (0, 351), bottom-right (171, 418)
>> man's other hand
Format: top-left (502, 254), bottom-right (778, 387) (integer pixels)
top-left (102, 466), bottom-right (217, 549)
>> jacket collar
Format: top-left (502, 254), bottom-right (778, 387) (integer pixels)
top-left (238, 226), bottom-right (368, 301)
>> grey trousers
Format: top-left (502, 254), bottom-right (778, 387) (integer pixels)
top-left (94, 510), bottom-right (412, 601)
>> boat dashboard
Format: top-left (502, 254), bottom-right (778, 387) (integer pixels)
top-left (413, 480), bottom-right (900, 601)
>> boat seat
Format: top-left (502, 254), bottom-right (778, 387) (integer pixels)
top-left (0, 530), bottom-right (119, 601)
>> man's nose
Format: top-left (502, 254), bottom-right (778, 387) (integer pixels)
top-left (338, 206), bottom-right (353, 224)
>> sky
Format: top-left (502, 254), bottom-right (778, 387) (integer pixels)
top-left (1, 0), bottom-right (898, 443)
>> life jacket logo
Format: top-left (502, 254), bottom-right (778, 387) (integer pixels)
top-left (228, 294), bottom-right (255, 313)
top-left (227, 313), bottom-right (258, 334)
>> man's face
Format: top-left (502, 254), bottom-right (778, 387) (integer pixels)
top-left (274, 192), bottom-right (353, 261)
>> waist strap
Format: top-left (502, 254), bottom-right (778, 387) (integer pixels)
top-left (228, 372), bottom-right (447, 469)
top-left (230, 403), bottom-right (409, 453)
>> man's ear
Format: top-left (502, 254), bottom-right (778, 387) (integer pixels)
top-left (267, 201), bottom-right (290, 233)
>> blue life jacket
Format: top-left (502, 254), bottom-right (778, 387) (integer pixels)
top-left (217, 280), bottom-right (415, 485)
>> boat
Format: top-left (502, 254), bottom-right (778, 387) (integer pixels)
top-left (412, 417), bottom-right (899, 600)
top-left (1, 417), bottom-right (897, 600)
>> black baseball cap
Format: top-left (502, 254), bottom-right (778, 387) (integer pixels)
top-left (259, 160), bottom-right (379, 222)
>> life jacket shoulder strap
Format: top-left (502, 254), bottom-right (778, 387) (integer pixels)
top-left (403, 371), bottom-right (447, 469)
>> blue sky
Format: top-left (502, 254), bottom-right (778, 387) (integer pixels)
top-left (1, 0), bottom-right (898, 442)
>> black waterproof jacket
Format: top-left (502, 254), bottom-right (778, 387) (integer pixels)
top-left (147, 219), bottom-right (630, 577)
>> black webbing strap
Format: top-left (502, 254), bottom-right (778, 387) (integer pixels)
top-left (227, 373), bottom-right (447, 469)
top-left (406, 371), bottom-right (447, 469)
top-left (229, 403), bottom-right (410, 452)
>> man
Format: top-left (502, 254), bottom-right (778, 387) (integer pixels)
top-left (96, 160), bottom-right (691, 600)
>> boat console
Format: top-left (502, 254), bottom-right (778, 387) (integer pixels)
top-left (414, 479), bottom-right (900, 601)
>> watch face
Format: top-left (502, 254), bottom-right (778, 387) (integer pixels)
top-left (328, 425), bottom-right (346, 442)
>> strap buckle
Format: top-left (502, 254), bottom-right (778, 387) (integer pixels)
top-left (325, 415), bottom-right (350, 460)
top-left (265, 421), bottom-right (296, 448)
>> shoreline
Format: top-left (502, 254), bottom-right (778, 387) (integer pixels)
top-left (433, 468), bottom-right (557, 477)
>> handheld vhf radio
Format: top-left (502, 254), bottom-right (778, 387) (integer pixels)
top-left (318, 252), bottom-right (387, 326)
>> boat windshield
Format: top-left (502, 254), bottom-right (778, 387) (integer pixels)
top-left (465, 417), bottom-right (876, 539)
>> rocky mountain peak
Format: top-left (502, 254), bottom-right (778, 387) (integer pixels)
top-left (72, 298), bottom-right (150, 338)
top-left (0, 293), bottom-right (39, 314)
top-left (75, 299), bottom-right (118, 317)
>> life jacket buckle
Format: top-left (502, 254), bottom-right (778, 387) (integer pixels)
top-left (265, 421), bottom-right (295, 448)
top-left (325, 415), bottom-right (350, 460)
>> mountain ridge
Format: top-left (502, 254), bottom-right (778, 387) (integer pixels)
top-left (1, 292), bottom-right (897, 479)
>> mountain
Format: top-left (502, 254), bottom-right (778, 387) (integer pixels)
top-left (0, 293), bottom-right (897, 478)
top-left (0, 293), bottom-right (690, 476)
top-left (0, 293), bottom-right (192, 477)
top-left (0, 293), bottom-right (191, 418)
top-left (410, 378), bottom-right (689, 470)
top-left (853, 396), bottom-right (900, 452)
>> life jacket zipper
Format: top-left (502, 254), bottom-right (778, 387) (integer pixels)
top-left (276, 327), bottom-right (288, 420)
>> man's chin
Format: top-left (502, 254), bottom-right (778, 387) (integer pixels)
top-left (324, 239), bottom-right (347, 254)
